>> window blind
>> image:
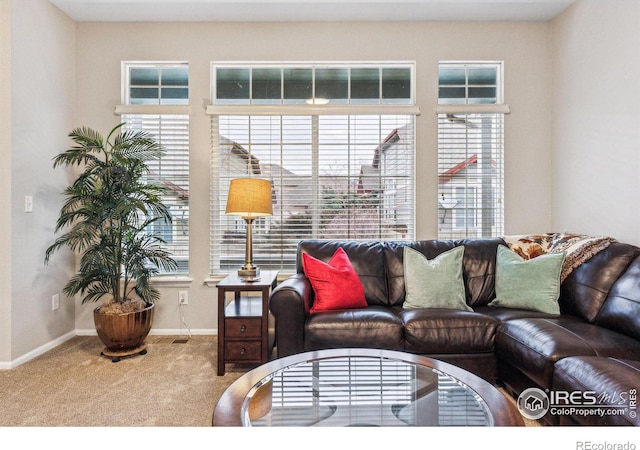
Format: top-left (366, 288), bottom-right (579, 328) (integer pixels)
top-left (437, 113), bottom-right (504, 239)
top-left (123, 114), bottom-right (190, 273)
top-left (210, 114), bottom-right (415, 274)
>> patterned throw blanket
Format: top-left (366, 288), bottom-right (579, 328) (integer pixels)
top-left (502, 233), bottom-right (617, 282)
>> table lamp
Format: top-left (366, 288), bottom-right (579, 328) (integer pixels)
top-left (225, 178), bottom-right (273, 279)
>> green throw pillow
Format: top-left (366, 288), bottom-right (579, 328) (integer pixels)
top-left (489, 245), bottom-right (566, 314)
top-left (403, 246), bottom-right (472, 311)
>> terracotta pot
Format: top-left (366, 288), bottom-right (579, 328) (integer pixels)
top-left (94, 302), bottom-right (155, 352)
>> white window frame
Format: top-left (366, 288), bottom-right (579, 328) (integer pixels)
top-left (116, 61), bottom-right (193, 285)
top-left (208, 62), bottom-right (419, 277)
top-left (437, 61), bottom-right (509, 240)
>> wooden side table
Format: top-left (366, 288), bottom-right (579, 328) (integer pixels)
top-left (216, 270), bottom-right (278, 376)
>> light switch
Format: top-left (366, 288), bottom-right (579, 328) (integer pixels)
top-left (25, 195), bottom-right (33, 213)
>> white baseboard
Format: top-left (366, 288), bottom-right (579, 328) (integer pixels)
top-left (1, 329), bottom-right (218, 370)
top-left (74, 328), bottom-right (218, 336)
top-left (149, 328), bottom-right (218, 336)
top-left (0, 330), bottom-right (76, 370)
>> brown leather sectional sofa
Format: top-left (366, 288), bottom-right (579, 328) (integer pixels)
top-left (269, 238), bottom-right (640, 426)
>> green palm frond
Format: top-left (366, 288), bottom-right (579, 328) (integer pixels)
top-left (45, 123), bottom-right (178, 304)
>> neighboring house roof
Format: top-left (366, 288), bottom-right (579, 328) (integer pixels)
top-left (357, 126), bottom-right (405, 194)
top-left (438, 154), bottom-right (497, 184)
top-left (161, 179), bottom-right (189, 201)
top-left (159, 136), bottom-right (261, 203)
top-left (439, 154), bottom-right (479, 184)
top-left (147, 170), bottom-right (189, 201)
top-left (371, 128), bottom-right (401, 169)
top-left (220, 136), bottom-right (261, 175)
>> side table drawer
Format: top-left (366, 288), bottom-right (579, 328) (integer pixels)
top-left (225, 341), bottom-right (261, 361)
top-left (225, 318), bottom-right (261, 338)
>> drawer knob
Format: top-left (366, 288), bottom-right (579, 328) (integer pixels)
top-left (240, 348), bottom-right (246, 355)
top-left (240, 325), bottom-right (246, 332)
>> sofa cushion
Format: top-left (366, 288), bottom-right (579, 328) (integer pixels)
top-left (595, 255), bottom-right (640, 340)
top-left (402, 246), bottom-right (471, 311)
top-left (553, 356), bottom-right (640, 426)
top-left (474, 305), bottom-right (558, 322)
top-left (489, 246), bottom-right (565, 315)
top-left (496, 317), bottom-right (640, 389)
top-left (304, 306), bottom-right (404, 351)
top-left (298, 240), bottom-right (388, 306)
top-left (560, 243), bottom-right (640, 322)
top-left (302, 247), bottom-right (368, 314)
top-left (399, 309), bottom-right (498, 354)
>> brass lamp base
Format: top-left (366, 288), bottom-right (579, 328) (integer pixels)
top-left (238, 267), bottom-right (260, 279)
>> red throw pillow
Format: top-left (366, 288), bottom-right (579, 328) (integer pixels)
top-left (302, 247), bottom-right (368, 314)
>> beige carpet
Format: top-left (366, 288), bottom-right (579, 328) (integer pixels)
top-left (0, 335), bottom-right (245, 427)
top-left (0, 335), bottom-right (536, 428)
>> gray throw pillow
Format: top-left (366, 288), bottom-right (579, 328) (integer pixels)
top-left (489, 245), bottom-right (566, 314)
top-left (403, 246), bottom-right (471, 311)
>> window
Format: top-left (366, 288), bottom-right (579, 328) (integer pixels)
top-left (209, 63), bottom-right (418, 274)
top-left (437, 62), bottom-right (507, 239)
top-left (118, 62), bottom-right (190, 274)
top-left (214, 64), bottom-right (413, 106)
top-left (126, 63), bottom-right (188, 106)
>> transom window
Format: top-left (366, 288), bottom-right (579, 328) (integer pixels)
top-left (213, 63), bottom-right (413, 105)
top-left (438, 63), bottom-right (502, 105)
top-left (125, 63), bottom-right (189, 105)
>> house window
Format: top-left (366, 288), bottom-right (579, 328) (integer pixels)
top-left (209, 63), bottom-right (418, 274)
top-left (126, 63), bottom-right (189, 106)
top-left (214, 64), bottom-right (413, 106)
top-left (118, 62), bottom-right (190, 274)
top-left (437, 62), bottom-right (507, 239)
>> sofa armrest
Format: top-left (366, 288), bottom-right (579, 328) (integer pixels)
top-left (269, 273), bottom-right (313, 357)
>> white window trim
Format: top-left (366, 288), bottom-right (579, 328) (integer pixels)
top-left (115, 104), bottom-right (192, 115)
top-left (117, 61), bottom-right (192, 283)
top-left (209, 62), bottom-right (419, 276)
top-left (435, 104), bottom-right (510, 115)
top-left (206, 104), bottom-right (420, 116)
top-left (437, 61), bottom-right (506, 240)
top-left (151, 275), bottom-right (194, 288)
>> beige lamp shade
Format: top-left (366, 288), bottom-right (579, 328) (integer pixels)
top-left (225, 178), bottom-right (273, 218)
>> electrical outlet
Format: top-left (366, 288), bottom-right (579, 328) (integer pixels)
top-left (178, 291), bottom-right (188, 305)
top-left (52, 294), bottom-right (59, 311)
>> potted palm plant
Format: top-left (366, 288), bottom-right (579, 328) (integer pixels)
top-left (45, 123), bottom-right (178, 361)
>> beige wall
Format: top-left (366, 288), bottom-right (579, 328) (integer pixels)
top-left (551, 0), bottom-right (640, 245)
top-left (0, 0), bottom-right (12, 363)
top-left (5, 0), bottom-right (76, 364)
top-left (74, 20), bottom-right (554, 333)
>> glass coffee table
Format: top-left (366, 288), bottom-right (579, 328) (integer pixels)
top-left (213, 348), bottom-right (524, 426)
